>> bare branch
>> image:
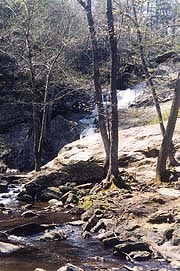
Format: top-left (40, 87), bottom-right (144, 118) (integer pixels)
top-left (77, 0), bottom-right (87, 9)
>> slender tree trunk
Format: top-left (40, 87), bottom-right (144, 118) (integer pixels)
top-left (77, 0), bottom-right (110, 170)
top-left (132, 0), bottom-right (178, 166)
top-left (33, 101), bottom-right (41, 171)
top-left (106, 0), bottom-right (119, 180)
top-left (156, 77), bottom-right (180, 182)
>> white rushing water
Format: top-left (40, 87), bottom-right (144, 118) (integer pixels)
top-left (0, 185), bottom-right (22, 206)
top-left (80, 81), bottom-right (146, 137)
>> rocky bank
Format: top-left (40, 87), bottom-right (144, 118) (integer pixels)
top-left (10, 114), bottom-right (180, 270)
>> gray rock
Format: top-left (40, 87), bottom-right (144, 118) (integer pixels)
top-left (40, 229), bottom-right (66, 241)
top-left (82, 214), bottom-right (101, 232)
top-left (128, 250), bottom-right (151, 261)
top-left (17, 191), bottom-right (34, 203)
top-left (65, 192), bottom-right (79, 205)
top-left (21, 210), bottom-right (38, 218)
top-left (0, 232), bottom-right (9, 242)
top-left (148, 211), bottom-right (175, 224)
top-left (57, 263), bottom-right (84, 271)
top-left (114, 242), bottom-right (152, 259)
top-left (91, 218), bottom-right (114, 233)
top-left (39, 187), bottom-right (62, 201)
top-left (172, 227), bottom-right (180, 246)
top-left (103, 236), bottom-right (120, 248)
top-left (0, 241), bottom-right (22, 254)
top-left (7, 222), bottom-right (47, 236)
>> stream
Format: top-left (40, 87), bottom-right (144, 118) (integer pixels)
top-left (0, 180), bottom-right (177, 270)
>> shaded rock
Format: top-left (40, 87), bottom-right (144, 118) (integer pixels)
top-left (60, 191), bottom-right (79, 204)
top-left (163, 228), bottom-right (174, 242)
top-left (116, 72), bottom-right (137, 90)
top-left (68, 220), bottom-right (84, 226)
top-left (151, 197), bottom-right (165, 205)
top-left (0, 232), bottom-right (9, 242)
top-left (0, 180), bottom-right (8, 193)
top-left (128, 250), bottom-right (151, 261)
top-left (65, 192), bottom-right (79, 205)
top-left (40, 229), bottom-right (66, 242)
top-left (148, 211), bottom-right (175, 224)
top-left (7, 222), bottom-right (47, 236)
top-left (39, 187), bottom-right (62, 201)
top-left (59, 185), bottom-right (73, 194)
top-left (91, 218), bottom-right (114, 233)
top-left (0, 102), bottom-right (80, 171)
top-left (17, 191), bottom-right (34, 203)
top-left (114, 242), bottom-right (152, 259)
top-left (81, 208), bottom-right (104, 222)
top-left (82, 213), bottom-right (103, 232)
top-left (57, 263), bottom-right (84, 271)
top-left (22, 159), bottom-right (104, 202)
top-left (76, 183), bottom-right (93, 190)
top-left (124, 221), bottom-right (140, 232)
top-left (171, 227), bottom-right (180, 246)
top-left (141, 148), bottom-right (159, 158)
top-left (21, 210), bottom-right (38, 218)
top-left (0, 241), bottom-right (22, 254)
top-left (155, 51), bottom-right (176, 64)
top-left (103, 236), bottom-right (120, 248)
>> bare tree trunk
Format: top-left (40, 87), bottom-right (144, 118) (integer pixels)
top-left (132, 0), bottom-right (178, 166)
top-left (77, 0), bottom-right (110, 170)
top-left (106, 0), bottom-right (119, 180)
top-left (156, 76), bottom-right (180, 182)
top-left (33, 101), bottom-right (41, 171)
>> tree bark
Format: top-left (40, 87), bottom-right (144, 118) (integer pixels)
top-left (132, 0), bottom-right (178, 167)
top-left (106, 0), bottom-right (119, 180)
top-left (156, 76), bottom-right (180, 182)
top-left (77, 0), bottom-right (110, 170)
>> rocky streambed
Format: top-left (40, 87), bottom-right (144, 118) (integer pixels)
top-left (1, 116), bottom-right (180, 271)
top-left (0, 178), bottom-right (178, 271)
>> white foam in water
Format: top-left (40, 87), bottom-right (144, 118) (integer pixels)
top-left (79, 82), bottom-right (146, 137)
top-left (118, 82), bottom-right (146, 109)
top-left (0, 185), bottom-right (23, 206)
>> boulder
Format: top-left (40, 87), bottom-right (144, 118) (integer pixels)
top-left (114, 242), bottom-right (152, 260)
top-left (148, 211), bottom-right (175, 224)
top-left (7, 223), bottom-right (47, 236)
top-left (19, 143), bottom-right (105, 201)
top-left (39, 187), bottom-right (62, 201)
top-left (0, 241), bottom-right (22, 254)
top-left (103, 236), bottom-right (120, 248)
